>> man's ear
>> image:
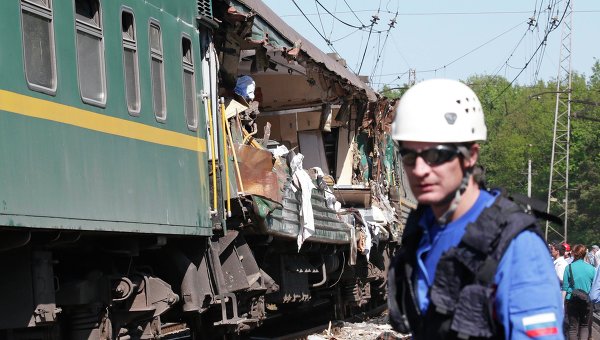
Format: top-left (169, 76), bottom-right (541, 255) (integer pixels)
top-left (464, 143), bottom-right (480, 168)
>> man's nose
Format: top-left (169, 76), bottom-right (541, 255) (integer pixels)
top-left (411, 156), bottom-right (430, 175)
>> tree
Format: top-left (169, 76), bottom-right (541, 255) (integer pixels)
top-left (467, 72), bottom-right (599, 245)
top-left (380, 85), bottom-right (405, 99)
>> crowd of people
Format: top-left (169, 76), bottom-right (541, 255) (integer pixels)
top-left (549, 242), bottom-right (600, 339)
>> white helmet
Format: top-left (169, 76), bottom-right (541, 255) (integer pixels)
top-left (391, 78), bottom-right (487, 143)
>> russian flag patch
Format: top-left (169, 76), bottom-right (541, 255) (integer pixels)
top-left (522, 312), bottom-right (559, 337)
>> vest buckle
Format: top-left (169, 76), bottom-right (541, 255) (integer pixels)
top-left (435, 306), bottom-right (448, 315)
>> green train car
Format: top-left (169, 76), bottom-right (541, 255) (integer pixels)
top-left (0, 0), bottom-right (211, 235)
top-left (0, 0), bottom-right (409, 339)
top-left (0, 0), bottom-right (223, 338)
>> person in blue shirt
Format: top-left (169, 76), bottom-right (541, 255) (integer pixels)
top-left (591, 266), bottom-right (600, 303)
top-left (561, 244), bottom-right (595, 340)
top-left (387, 79), bottom-right (564, 339)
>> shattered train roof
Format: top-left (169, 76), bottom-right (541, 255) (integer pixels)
top-left (231, 0), bottom-right (377, 102)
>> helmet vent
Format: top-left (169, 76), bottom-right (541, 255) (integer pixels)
top-left (465, 108), bottom-right (469, 113)
top-left (445, 112), bottom-right (457, 125)
top-left (456, 99), bottom-right (461, 104)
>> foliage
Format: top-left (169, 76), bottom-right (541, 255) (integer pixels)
top-left (380, 84), bottom-right (405, 100)
top-left (466, 70), bottom-right (600, 246)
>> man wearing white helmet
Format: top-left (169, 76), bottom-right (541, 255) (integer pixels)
top-left (387, 79), bottom-right (563, 339)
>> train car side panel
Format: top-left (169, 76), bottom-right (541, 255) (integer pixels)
top-left (0, 0), bottom-right (211, 235)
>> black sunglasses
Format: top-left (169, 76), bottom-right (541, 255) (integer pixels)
top-left (399, 145), bottom-right (462, 166)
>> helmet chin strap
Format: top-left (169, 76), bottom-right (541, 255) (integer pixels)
top-left (437, 146), bottom-right (472, 226)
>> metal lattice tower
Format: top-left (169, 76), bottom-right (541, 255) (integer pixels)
top-left (546, 1), bottom-right (573, 242)
top-left (408, 69), bottom-right (416, 86)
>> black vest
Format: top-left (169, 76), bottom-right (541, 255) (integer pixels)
top-left (388, 194), bottom-right (544, 340)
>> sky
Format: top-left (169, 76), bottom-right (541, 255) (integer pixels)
top-left (261, 0), bottom-right (599, 91)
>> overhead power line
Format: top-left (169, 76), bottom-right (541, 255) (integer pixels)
top-left (280, 9), bottom-right (600, 17)
top-left (343, 0), bottom-right (366, 26)
top-left (313, 0), bottom-right (388, 34)
top-left (291, 0), bottom-right (337, 50)
top-left (418, 20), bottom-right (526, 75)
top-left (357, 12), bottom-right (380, 74)
top-left (489, 0), bottom-right (545, 82)
top-left (370, 14), bottom-right (398, 82)
top-left (490, 0), bottom-right (571, 103)
top-left (314, 1), bottom-right (328, 40)
top-left (315, 0), bottom-right (364, 29)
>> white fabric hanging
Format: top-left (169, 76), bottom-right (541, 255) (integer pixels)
top-left (290, 154), bottom-right (316, 251)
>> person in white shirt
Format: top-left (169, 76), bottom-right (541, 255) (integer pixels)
top-left (591, 244), bottom-right (600, 268)
top-left (550, 242), bottom-right (568, 284)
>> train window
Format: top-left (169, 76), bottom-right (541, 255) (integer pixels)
top-left (27, 0), bottom-right (50, 5)
top-left (75, 0), bottom-right (100, 26)
top-left (182, 36), bottom-right (197, 130)
top-left (74, 0), bottom-right (106, 106)
top-left (20, 0), bottom-right (57, 94)
top-left (149, 21), bottom-right (166, 121)
top-left (121, 9), bottom-right (140, 115)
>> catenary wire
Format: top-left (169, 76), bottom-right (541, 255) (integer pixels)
top-left (328, 0), bottom-right (338, 39)
top-left (279, 9), bottom-right (600, 18)
top-left (490, 0), bottom-right (544, 80)
top-left (490, 0), bottom-right (571, 104)
top-left (343, 0), bottom-right (365, 26)
top-left (314, 0), bottom-right (328, 42)
top-left (357, 13), bottom-right (377, 74)
top-left (291, 0), bottom-right (349, 69)
top-left (370, 12), bottom-right (398, 83)
top-left (418, 20), bottom-right (526, 74)
top-left (315, 0), bottom-right (364, 29)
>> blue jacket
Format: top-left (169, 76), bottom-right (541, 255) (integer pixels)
top-left (415, 189), bottom-right (564, 339)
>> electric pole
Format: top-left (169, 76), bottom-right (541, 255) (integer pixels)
top-left (546, 1), bottom-right (573, 242)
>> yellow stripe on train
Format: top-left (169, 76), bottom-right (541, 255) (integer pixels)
top-left (0, 90), bottom-right (207, 153)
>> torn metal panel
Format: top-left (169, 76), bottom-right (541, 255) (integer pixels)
top-left (234, 144), bottom-right (282, 202)
top-left (251, 189), bottom-right (351, 245)
top-left (225, 145), bottom-right (351, 245)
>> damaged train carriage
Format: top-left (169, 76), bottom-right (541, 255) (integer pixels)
top-left (0, 0), bottom-right (415, 338)
top-left (212, 0), bottom-right (416, 323)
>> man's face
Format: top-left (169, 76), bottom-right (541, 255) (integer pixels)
top-left (401, 141), bottom-right (477, 207)
top-left (549, 245), bottom-right (558, 258)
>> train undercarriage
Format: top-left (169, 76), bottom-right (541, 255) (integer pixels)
top-left (0, 226), bottom-right (395, 340)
